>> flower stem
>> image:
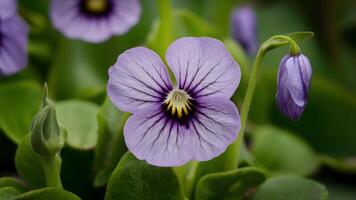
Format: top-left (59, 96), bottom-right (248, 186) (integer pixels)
top-left (41, 155), bottom-right (63, 188)
top-left (232, 47), bottom-right (267, 165)
top-left (156, 0), bottom-right (173, 56)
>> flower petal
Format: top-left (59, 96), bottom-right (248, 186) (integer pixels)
top-left (0, 14), bottom-right (29, 76)
top-left (285, 56), bottom-right (308, 107)
top-left (189, 98), bottom-right (240, 161)
top-left (124, 105), bottom-right (192, 167)
top-left (165, 37), bottom-right (241, 99)
top-left (50, 0), bottom-right (141, 42)
top-left (107, 47), bottom-right (173, 112)
top-left (0, 0), bottom-right (17, 20)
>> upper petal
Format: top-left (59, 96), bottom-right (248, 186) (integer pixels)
top-left (107, 47), bottom-right (173, 113)
top-left (189, 98), bottom-right (240, 161)
top-left (165, 37), bottom-right (241, 99)
top-left (124, 105), bottom-right (192, 167)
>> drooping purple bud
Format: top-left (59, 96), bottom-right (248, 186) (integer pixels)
top-left (277, 54), bottom-right (312, 120)
top-left (231, 6), bottom-right (259, 56)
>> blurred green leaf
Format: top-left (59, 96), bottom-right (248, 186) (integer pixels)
top-left (15, 135), bottom-right (46, 189)
top-left (0, 178), bottom-right (27, 193)
top-left (251, 126), bottom-right (320, 176)
top-left (0, 187), bottom-right (20, 200)
top-left (56, 100), bottom-right (99, 150)
top-left (287, 32), bottom-right (315, 41)
top-left (195, 167), bottom-right (266, 200)
top-left (105, 152), bottom-right (185, 200)
top-left (14, 188), bottom-right (80, 200)
top-left (93, 98), bottom-right (128, 187)
top-left (320, 155), bottom-right (356, 173)
top-left (252, 175), bottom-right (328, 200)
top-left (0, 81), bottom-right (41, 144)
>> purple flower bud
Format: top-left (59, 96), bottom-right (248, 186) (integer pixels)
top-left (231, 6), bottom-right (259, 56)
top-left (277, 54), bottom-right (312, 120)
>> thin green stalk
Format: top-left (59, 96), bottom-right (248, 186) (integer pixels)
top-left (41, 155), bottom-right (63, 188)
top-left (156, 0), bottom-right (173, 57)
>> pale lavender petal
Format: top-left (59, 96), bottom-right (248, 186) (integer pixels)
top-left (231, 6), bottom-right (258, 56)
top-left (189, 98), bottom-right (240, 161)
top-left (107, 47), bottom-right (173, 113)
top-left (165, 37), bottom-right (241, 99)
top-left (0, 0), bottom-right (17, 20)
top-left (124, 105), bottom-right (192, 167)
top-left (50, 0), bottom-right (141, 43)
top-left (0, 14), bottom-right (29, 76)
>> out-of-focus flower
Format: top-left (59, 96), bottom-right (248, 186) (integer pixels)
top-left (277, 54), bottom-right (312, 121)
top-left (231, 6), bottom-right (258, 56)
top-left (0, 0), bottom-right (29, 76)
top-left (50, 0), bottom-right (141, 43)
top-left (108, 37), bottom-right (241, 167)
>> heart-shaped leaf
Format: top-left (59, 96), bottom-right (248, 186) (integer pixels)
top-left (195, 167), bottom-right (266, 200)
top-left (56, 100), bottom-right (99, 150)
top-left (93, 98), bottom-right (128, 187)
top-left (0, 81), bottom-right (41, 144)
top-left (251, 126), bottom-right (320, 176)
top-left (14, 188), bottom-right (80, 200)
top-left (105, 152), bottom-right (185, 200)
top-left (252, 175), bottom-right (328, 200)
top-left (15, 135), bottom-right (46, 189)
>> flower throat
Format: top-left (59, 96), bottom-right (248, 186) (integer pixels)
top-left (81, 0), bottom-right (111, 16)
top-left (163, 89), bottom-right (195, 124)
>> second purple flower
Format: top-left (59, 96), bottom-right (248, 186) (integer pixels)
top-left (108, 37), bottom-right (241, 167)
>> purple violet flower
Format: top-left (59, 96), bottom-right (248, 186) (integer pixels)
top-left (0, 0), bottom-right (29, 76)
top-left (277, 54), bottom-right (312, 121)
top-left (108, 37), bottom-right (241, 166)
top-left (50, 0), bottom-right (141, 43)
top-left (231, 6), bottom-right (258, 56)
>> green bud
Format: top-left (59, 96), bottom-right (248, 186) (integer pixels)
top-left (31, 84), bottom-right (65, 156)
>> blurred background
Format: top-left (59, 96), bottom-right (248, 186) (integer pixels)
top-left (0, 0), bottom-right (355, 199)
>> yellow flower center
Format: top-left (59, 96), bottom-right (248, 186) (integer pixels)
top-left (84, 0), bottom-right (108, 13)
top-left (164, 89), bottom-right (193, 119)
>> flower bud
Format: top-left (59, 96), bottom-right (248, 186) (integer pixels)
top-left (31, 84), bottom-right (64, 156)
top-left (276, 54), bottom-right (312, 120)
top-left (231, 6), bottom-right (259, 56)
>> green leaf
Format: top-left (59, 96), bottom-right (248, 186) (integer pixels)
top-left (320, 155), bottom-right (356, 173)
top-left (0, 81), bottom-right (41, 144)
top-left (14, 188), bottom-right (80, 200)
top-left (56, 100), bottom-right (99, 150)
top-left (0, 187), bottom-right (20, 200)
top-left (252, 175), bottom-right (328, 200)
top-left (251, 126), bottom-right (319, 176)
top-left (105, 152), bottom-right (185, 200)
top-left (195, 167), bottom-right (266, 200)
top-left (15, 135), bottom-right (46, 189)
top-left (0, 178), bottom-right (27, 193)
top-left (93, 98), bottom-right (128, 187)
top-left (287, 31), bottom-right (315, 41)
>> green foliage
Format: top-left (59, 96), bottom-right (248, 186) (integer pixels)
top-left (0, 187), bottom-right (21, 200)
top-left (15, 135), bottom-right (46, 189)
top-left (252, 175), bottom-right (328, 200)
top-left (14, 188), bottom-right (80, 200)
top-left (0, 81), bottom-right (41, 144)
top-left (93, 98), bottom-right (128, 187)
top-left (56, 100), bottom-right (99, 150)
top-left (195, 167), bottom-right (266, 200)
top-left (105, 152), bottom-right (185, 200)
top-left (251, 126), bottom-right (320, 176)
top-left (0, 178), bottom-right (27, 193)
